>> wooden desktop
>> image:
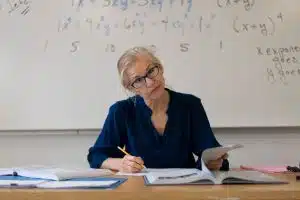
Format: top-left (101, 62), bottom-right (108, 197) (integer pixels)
top-left (0, 173), bottom-right (299, 200)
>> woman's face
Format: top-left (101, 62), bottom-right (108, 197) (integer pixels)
top-left (126, 55), bottom-right (165, 101)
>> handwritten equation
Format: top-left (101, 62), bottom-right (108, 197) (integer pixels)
top-left (57, 13), bottom-right (217, 36)
top-left (57, 12), bottom-right (284, 37)
top-left (0, 0), bottom-right (31, 15)
top-left (217, 0), bottom-right (255, 11)
top-left (257, 45), bottom-right (300, 84)
top-left (72, 0), bottom-right (193, 13)
top-left (71, 0), bottom-right (257, 13)
top-left (2, 0), bottom-right (294, 86)
top-left (233, 13), bottom-right (283, 36)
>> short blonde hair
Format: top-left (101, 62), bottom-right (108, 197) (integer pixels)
top-left (117, 46), bottom-right (162, 88)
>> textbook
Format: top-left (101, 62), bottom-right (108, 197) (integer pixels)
top-left (143, 169), bottom-right (288, 185)
top-left (0, 166), bottom-right (113, 181)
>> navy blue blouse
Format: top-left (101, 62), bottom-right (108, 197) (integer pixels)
top-left (87, 88), bottom-right (229, 170)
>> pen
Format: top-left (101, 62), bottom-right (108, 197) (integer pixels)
top-left (117, 146), bottom-right (146, 169)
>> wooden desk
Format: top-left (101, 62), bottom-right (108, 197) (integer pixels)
top-left (0, 173), bottom-right (299, 200)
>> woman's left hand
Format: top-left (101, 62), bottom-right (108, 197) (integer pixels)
top-left (205, 153), bottom-right (228, 170)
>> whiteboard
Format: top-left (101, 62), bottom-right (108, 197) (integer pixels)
top-left (0, 0), bottom-right (299, 130)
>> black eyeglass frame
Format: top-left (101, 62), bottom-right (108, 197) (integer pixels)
top-left (130, 64), bottom-right (161, 89)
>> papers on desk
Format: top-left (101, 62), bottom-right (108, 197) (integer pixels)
top-left (117, 168), bottom-right (198, 176)
top-left (0, 165), bottom-right (113, 181)
top-left (0, 168), bottom-right (14, 176)
top-left (37, 180), bottom-right (119, 189)
top-left (0, 179), bottom-right (120, 189)
top-left (0, 165), bottom-right (127, 189)
top-left (0, 180), bottom-right (46, 187)
top-left (116, 144), bottom-right (288, 186)
top-left (117, 144), bottom-right (244, 177)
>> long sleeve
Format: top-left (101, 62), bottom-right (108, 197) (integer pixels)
top-left (190, 97), bottom-right (229, 171)
top-left (87, 102), bottom-right (127, 168)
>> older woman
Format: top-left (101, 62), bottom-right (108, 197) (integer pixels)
top-left (87, 46), bottom-right (229, 173)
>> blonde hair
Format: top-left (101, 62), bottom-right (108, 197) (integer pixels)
top-left (117, 46), bottom-right (163, 89)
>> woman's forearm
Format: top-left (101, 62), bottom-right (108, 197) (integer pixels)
top-left (101, 158), bottom-right (122, 171)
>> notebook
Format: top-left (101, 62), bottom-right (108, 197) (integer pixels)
top-left (0, 166), bottom-right (113, 181)
top-left (143, 169), bottom-right (288, 185)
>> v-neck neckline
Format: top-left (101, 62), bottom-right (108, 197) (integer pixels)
top-left (136, 88), bottom-right (173, 138)
top-left (148, 88), bottom-right (172, 138)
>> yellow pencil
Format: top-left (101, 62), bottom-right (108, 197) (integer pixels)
top-left (117, 146), bottom-right (146, 169)
top-left (117, 146), bottom-right (130, 156)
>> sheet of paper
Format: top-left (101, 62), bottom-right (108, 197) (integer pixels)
top-left (116, 168), bottom-right (200, 176)
top-left (202, 144), bottom-right (243, 163)
top-left (37, 180), bottom-right (118, 188)
top-left (0, 180), bottom-right (46, 186)
top-left (0, 168), bottom-right (13, 176)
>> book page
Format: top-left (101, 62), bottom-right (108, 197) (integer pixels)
top-left (240, 165), bottom-right (287, 173)
top-left (116, 168), bottom-right (199, 176)
top-left (214, 170), bottom-right (288, 184)
top-left (145, 169), bottom-right (214, 185)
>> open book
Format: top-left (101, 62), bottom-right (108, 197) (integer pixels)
top-left (143, 168), bottom-right (288, 185)
top-left (116, 144), bottom-right (287, 185)
top-left (0, 166), bottom-right (113, 181)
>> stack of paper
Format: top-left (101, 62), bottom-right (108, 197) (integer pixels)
top-left (0, 179), bottom-right (120, 189)
top-left (0, 165), bottom-right (113, 181)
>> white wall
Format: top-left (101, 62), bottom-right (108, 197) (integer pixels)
top-left (0, 128), bottom-right (299, 168)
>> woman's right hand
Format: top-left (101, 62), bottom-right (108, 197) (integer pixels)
top-left (120, 155), bottom-right (144, 173)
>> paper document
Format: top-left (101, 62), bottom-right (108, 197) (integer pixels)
top-left (37, 180), bottom-right (119, 189)
top-left (0, 180), bottom-right (46, 187)
top-left (13, 166), bottom-right (113, 181)
top-left (116, 168), bottom-right (198, 176)
top-left (201, 144), bottom-right (243, 163)
top-left (0, 179), bottom-right (119, 189)
top-left (0, 168), bottom-right (14, 176)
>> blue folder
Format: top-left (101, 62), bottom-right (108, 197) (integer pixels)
top-left (0, 175), bottom-right (127, 189)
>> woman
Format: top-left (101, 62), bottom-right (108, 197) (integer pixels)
top-left (87, 46), bottom-right (229, 173)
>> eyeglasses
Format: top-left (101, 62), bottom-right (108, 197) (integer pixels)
top-left (130, 65), bottom-right (160, 89)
